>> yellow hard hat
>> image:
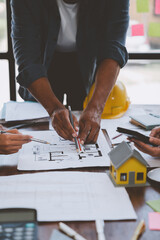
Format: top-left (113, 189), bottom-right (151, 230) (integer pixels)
top-left (83, 81), bottom-right (130, 119)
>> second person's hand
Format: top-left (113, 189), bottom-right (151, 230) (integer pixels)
top-left (128, 126), bottom-right (160, 157)
top-left (0, 129), bottom-right (32, 155)
top-left (51, 105), bottom-right (79, 141)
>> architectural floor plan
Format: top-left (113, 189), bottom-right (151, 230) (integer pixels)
top-left (18, 130), bottom-right (110, 171)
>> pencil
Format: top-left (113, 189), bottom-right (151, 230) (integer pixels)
top-left (112, 133), bottom-right (123, 140)
top-left (68, 106), bottom-right (80, 153)
top-left (131, 220), bottom-right (145, 240)
top-left (30, 138), bottom-right (50, 144)
top-left (0, 130), bottom-right (50, 144)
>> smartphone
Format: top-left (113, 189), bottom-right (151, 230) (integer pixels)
top-left (117, 127), bottom-right (158, 147)
top-left (0, 208), bottom-right (38, 240)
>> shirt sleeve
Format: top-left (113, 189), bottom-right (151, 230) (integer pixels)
top-left (98, 0), bottom-right (129, 68)
top-left (10, 0), bottom-right (47, 88)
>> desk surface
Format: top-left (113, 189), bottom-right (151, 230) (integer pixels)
top-left (1, 105), bottom-right (160, 240)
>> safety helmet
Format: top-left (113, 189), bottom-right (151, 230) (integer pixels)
top-left (83, 81), bottom-right (130, 119)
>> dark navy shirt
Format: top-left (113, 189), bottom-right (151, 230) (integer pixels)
top-left (11, 0), bottom-right (129, 100)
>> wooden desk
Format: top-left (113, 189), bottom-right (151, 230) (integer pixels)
top-left (0, 114), bottom-right (160, 240)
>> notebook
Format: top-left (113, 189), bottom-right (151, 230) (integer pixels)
top-left (130, 114), bottom-right (160, 130)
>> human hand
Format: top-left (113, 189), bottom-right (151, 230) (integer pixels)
top-left (0, 124), bottom-right (6, 131)
top-left (128, 136), bottom-right (160, 157)
top-left (150, 126), bottom-right (160, 138)
top-left (0, 129), bottom-right (32, 155)
top-left (78, 109), bottom-right (101, 144)
top-left (51, 107), bottom-right (78, 141)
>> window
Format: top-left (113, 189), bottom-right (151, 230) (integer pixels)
top-left (0, 0), bottom-right (16, 110)
top-left (137, 172), bottom-right (144, 181)
top-left (127, 0), bottom-right (160, 53)
top-left (0, 1), bottom-right (160, 108)
top-left (0, 60), bottom-right (9, 108)
top-left (119, 0), bottom-right (160, 105)
top-left (114, 170), bottom-right (117, 179)
top-left (119, 60), bottom-right (160, 104)
top-left (120, 173), bottom-right (127, 181)
top-left (0, 0), bottom-right (7, 52)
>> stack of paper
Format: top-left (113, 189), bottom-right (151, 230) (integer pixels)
top-left (0, 101), bottom-right (49, 122)
top-left (0, 172), bottom-right (137, 222)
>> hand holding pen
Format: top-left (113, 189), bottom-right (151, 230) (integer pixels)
top-left (0, 126), bottom-right (50, 155)
top-left (51, 104), bottom-right (79, 142)
top-left (0, 128), bottom-right (32, 155)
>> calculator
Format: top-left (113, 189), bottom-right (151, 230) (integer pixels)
top-left (0, 208), bottom-right (38, 240)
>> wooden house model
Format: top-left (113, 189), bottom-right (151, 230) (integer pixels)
top-left (108, 141), bottom-right (149, 186)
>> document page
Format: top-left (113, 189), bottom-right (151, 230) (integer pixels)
top-left (0, 172), bottom-right (137, 221)
top-left (5, 101), bottom-right (49, 121)
top-left (18, 130), bottom-right (110, 171)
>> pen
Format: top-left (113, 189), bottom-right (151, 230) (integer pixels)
top-left (95, 219), bottom-right (106, 240)
top-left (131, 220), bottom-right (145, 240)
top-left (112, 133), bottom-right (123, 140)
top-left (59, 222), bottom-right (87, 240)
top-left (0, 130), bottom-right (50, 144)
top-left (30, 137), bottom-right (50, 144)
top-left (68, 106), bottom-right (81, 154)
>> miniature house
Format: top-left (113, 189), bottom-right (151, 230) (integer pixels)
top-left (108, 141), bottom-right (149, 186)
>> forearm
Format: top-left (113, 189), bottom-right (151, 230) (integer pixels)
top-left (28, 77), bottom-right (64, 116)
top-left (86, 59), bottom-right (120, 114)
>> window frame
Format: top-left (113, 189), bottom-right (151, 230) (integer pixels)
top-left (137, 172), bottom-right (144, 181)
top-left (120, 173), bottom-right (127, 182)
top-left (0, 0), bottom-right (160, 102)
top-left (0, 0), bottom-right (16, 101)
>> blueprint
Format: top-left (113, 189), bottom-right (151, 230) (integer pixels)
top-left (18, 130), bottom-right (110, 171)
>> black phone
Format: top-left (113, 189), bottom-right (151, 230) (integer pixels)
top-left (0, 208), bottom-right (38, 240)
top-left (117, 127), bottom-right (158, 147)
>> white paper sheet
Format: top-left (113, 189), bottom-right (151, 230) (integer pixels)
top-left (0, 172), bottom-right (137, 221)
top-left (18, 130), bottom-right (110, 171)
top-left (0, 152), bottom-right (19, 166)
top-left (5, 101), bottom-right (49, 121)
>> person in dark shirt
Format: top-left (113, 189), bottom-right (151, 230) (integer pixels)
top-left (11, 0), bottom-right (129, 144)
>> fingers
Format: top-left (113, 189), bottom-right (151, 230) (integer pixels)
top-left (0, 132), bottom-right (32, 154)
top-left (0, 134), bottom-right (31, 150)
top-left (6, 129), bottom-right (20, 134)
top-left (129, 138), bottom-right (160, 157)
top-left (149, 136), bottom-right (160, 146)
top-left (134, 142), bottom-right (160, 157)
top-left (150, 127), bottom-right (160, 138)
top-left (78, 120), bottom-right (100, 144)
top-left (73, 115), bottom-right (79, 132)
top-left (54, 124), bottom-right (74, 141)
top-left (52, 109), bottom-right (78, 141)
top-left (0, 125), bottom-right (6, 131)
top-left (78, 121), bottom-right (91, 144)
top-left (0, 144), bottom-right (23, 155)
top-left (8, 134), bottom-right (32, 145)
top-left (85, 123), bottom-right (100, 144)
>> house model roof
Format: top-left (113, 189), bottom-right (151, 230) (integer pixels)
top-left (108, 141), bottom-right (149, 169)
